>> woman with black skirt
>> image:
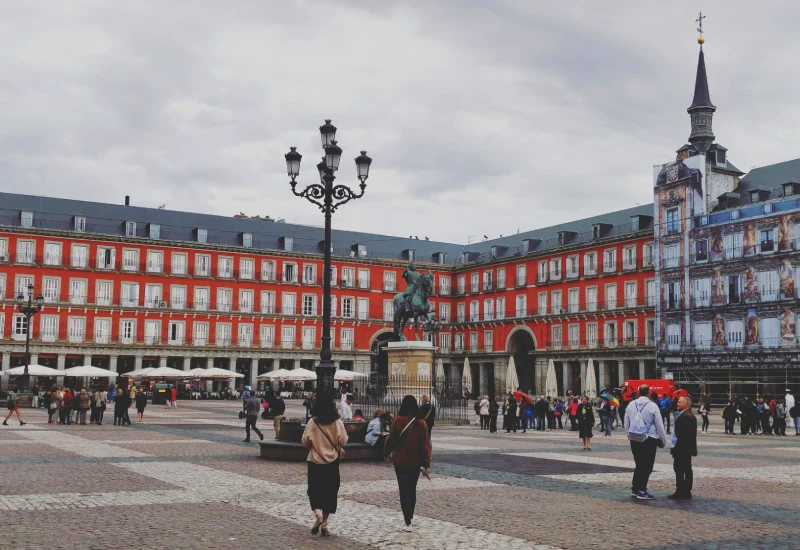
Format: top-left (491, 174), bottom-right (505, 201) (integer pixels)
top-left (578, 396), bottom-right (595, 450)
top-left (301, 394), bottom-right (348, 537)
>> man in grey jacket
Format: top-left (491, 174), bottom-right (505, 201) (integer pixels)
top-left (624, 384), bottom-right (668, 500)
top-left (243, 394), bottom-right (264, 442)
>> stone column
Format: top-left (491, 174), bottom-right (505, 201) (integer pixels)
top-left (56, 354), bottom-right (66, 387)
top-left (135, 356), bottom-right (143, 371)
top-left (534, 360), bottom-right (544, 396)
top-left (249, 358), bottom-right (258, 388)
top-left (579, 359), bottom-right (588, 395)
top-left (1, 353), bottom-right (10, 391)
top-left (159, 356), bottom-right (167, 369)
top-left (638, 360), bottom-right (647, 380)
top-left (494, 359), bottom-right (507, 398)
top-left (619, 361), bottom-right (630, 385)
top-left (109, 356), bottom-right (118, 375)
top-left (561, 362), bottom-right (569, 397)
top-left (293, 359), bottom-right (301, 371)
top-left (183, 357), bottom-right (193, 371)
top-left (478, 363), bottom-right (486, 396)
top-left (598, 360), bottom-right (608, 390)
top-left (29, 353), bottom-right (39, 366)
top-left (229, 357), bottom-right (238, 391)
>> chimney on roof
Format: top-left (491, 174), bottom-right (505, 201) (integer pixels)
top-left (125, 196), bottom-right (130, 206)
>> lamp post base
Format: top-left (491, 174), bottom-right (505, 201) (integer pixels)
top-left (315, 360), bottom-right (336, 399)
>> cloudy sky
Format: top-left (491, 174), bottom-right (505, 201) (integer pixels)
top-left (2, 1), bottom-right (799, 243)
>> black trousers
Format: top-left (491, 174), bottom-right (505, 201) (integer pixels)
top-left (506, 413), bottom-right (516, 432)
top-left (489, 415), bottom-right (497, 433)
top-left (672, 451), bottom-right (693, 496)
top-left (630, 438), bottom-right (659, 493)
top-left (395, 467), bottom-right (421, 525)
top-left (537, 412), bottom-right (546, 431)
top-left (480, 414), bottom-right (488, 429)
top-left (701, 415), bottom-right (709, 432)
top-left (661, 412), bottom-right (671, 433)
top-left (245, 415), bottom-right (262, 440)
top-left (725, 419), bottom-right (735, 433)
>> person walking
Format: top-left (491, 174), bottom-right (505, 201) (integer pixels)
top-left (97, 388), bottom-right (106, 425)
top-left (135, 387), bottom-right (148, 423)
top-left (242, 392), bottom-right (264, 442)
top-left (114, 388), bottom-right (130, 426)
top-left (658, 393), bottom-right (673, 435)
top-left (624, 384), bottom-right (668, 500)
top-left (698, 401), bottom-right (709, 434)
top-left (488, 397), bottom-right (499, 433)
top-left (302, 394), bottom-right (347, 537)
top-left (478, 395), bottom-right (489, 430)
top-left (170, 386), bottom-right (178, 409)
top-left (669, 396), bottom-right (697, 500)
top-left (31, 385), bottom-right (39, 409)
top-left (46, 389), bottom-right (57, 424)
top-left (2, 389), bottom-right (26, 426)
top-left (419, 395), bottom-right (435, 445)
top-left (786, 389), bottom-right (795, 433)
top-left (384, 395), bottom-right (432, 533)
top-left (78, 389), bottom-right (90, 425)
top-left (578, 396), bottom-right (595, 450)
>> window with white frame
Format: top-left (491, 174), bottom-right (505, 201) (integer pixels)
top-left (68, 317), bottom-right (85, 343)
top-left (149, 224), bottom-right (160, 239)
top-left (538, 261), bottom-right (547, 283)
top-left (496, 268), bottom-right (506, 289)
top-left (144, 283), bottom-right (162, 308)
top-left (666, 281), bottom-right (682, 310)
top-left (584, 252), bottom-right (597, 275)
top-left (586, 286), bottom-right (598, 312)
top-left (170, 285), bottom-right (186, 309)
top-left (666, 323), bottom-right (680, 350)
top-left (454, 333), bottom-right (464, 351)
top-left (193, 322), bottom-right (209, 346)
top-left (20, 211), bottom-right (33, 228)
top-left (121, 282), bottom-right (139, 308)
top-left (96, 281), bottom-right (112, 307)
top-left (125, 221), bottom-right (137, 237)
top-left (282, 292), bottom-right (296, 315)
top-left (97, 246), bottom-right (115, 270)
top-left (146, 250), bottom-right (163, 273)
top-left (470, 273), bottom-right (479, 293)
top-left (439, 302), bottom-right (450, 323)
top-left (567, 256), bottom-right (579, 278)
top-left (515, 294), bottom-right (527, 317)
top-left (605, 284), bottom-right (617, 310)
top-left (384, 271), bottom-right (397, 292)
top-left (569, 324), bottom-right (580, 348)
top-left (341, 297), bottom-right (354, 318)
top-left (144, 320), bottom-right (160, 345)
top-left (341, 267), bottom-right (354, 287)
top-left (167, 321), bottom-right (185, 345)
top-left (568, 288), bottom-right (579, 313)
top-left (666, 208), bottom-right (679, 234)
top-left (384, 300), bottom-right (395, 321)
top-left (239, 324), bottom-right (253, 347)
top-left (240, 258), bottom-right (255, 280)
top-left (760, 270), bottom-right (779, 301)
top-left (587, 323), bottom-right (598, 348)
top-left (259, 325), bottom-right (274, 348)
top-left (693, 322), bottom-right (711, 350)
top-left (457, 275), bottom-right (466, 294)
top-left (623, 320), bottom-right (636, 344)
top-left (516, 264), bottom-right (526, 286)
top-left (44, 243), bottom-right (61, 266)
top-left (537, 292), bottom-right (547, 316)
top-left (693, 278), bottom-right (710, 307)
top-left (642, 243), bottom-right (654, 266)
top-left (341, 328), bottom-right (354, 350)
top-left (624, 281), bottom-right (637, 308)
top-left (122, 249), bottom-right (138, 271)
top-left (194, 254), bottom-right (210, 276)
top-left (261, 260), bottom-right (276, 281)
top-left (723, 233), bottom-right (743, 260)
top-left (440, 276), bottom-right (451, 295)
top-left (358, 268), bottom-right (370, 289)
top-left (240, 289), bottom-right (254, 313)
top-left (759, 228), bottom-right (776, 254)
top-left (664, 244), bottom-right (679, 269)
top-left (0, 238), bottom-right (7, 261)
top-left (646, 319), bottom-right (655, 345)
top-left (120, 319), bottom-right (136, 344)
top-left (483, 270), bottom-right (493, 291)
top-left (551, 325), bottom-right (562, 349)
top-left (724, 320), bottom-right (742, 348)
top-left (470, 332), bottom-right (479, 351)
top-left (40, 315), bottom-right (58, 343)
top-left (646, 280), bottom-right (656, 307)
top-left (357, 297), bottom-right (369, 320)
top-left (457, 302), bottom-right (465, 323)
top-left (603, 249), bottom-right (617, 272)
top-left (71, 244), bottom-right (88, 268)
top-left (549, 258), bottom-right (561, 279)
top-left (42, 277), bottom-right (60, 304)
top-left (196, 228), bottom-right (208, 244)
top-left (283, 262), bottom-right (298, 283)
top-left (330, 295), bottom-right (337, 317)
top-left (302, 264), bottom-right (317, 284)
top-left (604, 321), bottom-right (618, 347)
top-left (216, 288), bottom-right (232, 312)
top-left (16, 240), bottom-right (34, 264)
top-left (261, 291), bottom-right (276, 314)
top-left (760, 317), bottom-right (780, 348)
top-left (73, 216), bottom-right (86, 232)
top-left (439, 332), bottom-right (451, 352)
top-left (216, 323), bottom-right (232, 346)
top-left (302, 294), bottom-right (318, 316)
top-left (16, 275), bottom-right (33, 300)
top-left (551, 290), bottom-right (562, 315)
top-left (193, 287), bottom-right (209, 311)
top-left (694, 239), bottom-right (709, 263)
top-left (301, 327), bottom-right (315, 349)
top-left (496, 297), bottom-right (505, 320)
top-left (218, 257), bottom-right (233, 278)
top-left (623, 246), bottom-right (636, 269)
top-left (241, 232), bottom-right (252, 248)
top-left (483, 299), bottom-right (494, 321)
top-left (70, 279), bottom-right (87, 305)
top-left (469, 301), bottom-right (479, 322)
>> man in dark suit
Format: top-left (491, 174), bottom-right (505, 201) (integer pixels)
top-left (669, 396), bottom-right (697, 500)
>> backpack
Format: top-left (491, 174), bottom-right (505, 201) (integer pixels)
top-left (627, 401), bottom-right (653, 442)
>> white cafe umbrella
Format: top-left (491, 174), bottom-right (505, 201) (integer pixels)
top-left (257, 368), bottom-right (289, 381)
top-left (275, 368), bottom-right (317, 381)
top-left (584, 359), bottom-right (598, 400)
top-left (462, 358), bottom-right (472, 395)
top-left (189, 367), bottom-right (244, 379)
top-left (124, 367), bottom-right (155, 378)
top-left (6, 365), bottom-right (62, 377)
top-left (145, 366), bottom-right (189, 379)
top-left (333, 370), bottom-right (367, 381)
top-left (435, 358), bottom-right (445, 384)
top-left (505, 356), bottom-right (519, 394)
top-left (545, 359), bottom-right (559, 399)
top-left (64, 365), bottom-right (118, 378)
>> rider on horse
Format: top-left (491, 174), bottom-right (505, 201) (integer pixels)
top-left (402, 262), bottom-right (420, 311)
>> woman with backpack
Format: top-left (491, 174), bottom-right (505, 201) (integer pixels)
top-left (302, 394), bottom-right (348, 537)
top-left (384, 395), bottom-right (432, 532)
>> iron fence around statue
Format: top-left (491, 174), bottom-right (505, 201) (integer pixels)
top-left (346, 374), bottom-right (471, 423)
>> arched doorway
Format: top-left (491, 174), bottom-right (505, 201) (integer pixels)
top-left (508, 328), bottom-right (536, 393)
top-left (370, 330), bottom-right (397, 377)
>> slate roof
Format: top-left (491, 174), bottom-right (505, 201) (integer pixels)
top-left (0, 191), bottom-right (653, 265)
top-left (736, 158), bottom-right (800, 204)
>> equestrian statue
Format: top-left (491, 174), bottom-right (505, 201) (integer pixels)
top-left (393, 262), bottom-right (438, 341)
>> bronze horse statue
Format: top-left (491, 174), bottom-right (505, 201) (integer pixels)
top-left (393, 271), bottom-right (435, 341)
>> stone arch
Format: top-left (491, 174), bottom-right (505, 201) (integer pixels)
top-left (368, 328), bottom-right (396, 350)
top-left (505, 325), bottom-right (538, 353)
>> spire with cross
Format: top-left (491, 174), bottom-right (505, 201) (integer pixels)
top-left (696, 11), bottom-right (706, 46)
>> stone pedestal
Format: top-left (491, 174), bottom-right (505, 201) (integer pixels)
top-left (386, 341), bottom-right (435, 402)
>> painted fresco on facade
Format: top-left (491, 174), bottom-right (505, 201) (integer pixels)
top-left (743, 266), bottom-right (759, 302)
top-left (745, 309), bottom-right (759, 346)
top-left (779, 214), bottom-right (794, 252)
top-left (781, 309), bottom-right (796, 346)
top-left (779, 259), bottom-right (795, 300)
top-left (711, 267), bottom-right (725, 305)
top-left (710, 226), bottom-right (723, 262)
top-left (743, 221), bottom-right (757, 257)
top-left (712, 314), bottom-right (726, 347)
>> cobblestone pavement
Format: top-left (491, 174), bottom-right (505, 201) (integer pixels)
top-left (2, 401), bottom-right (799, 549)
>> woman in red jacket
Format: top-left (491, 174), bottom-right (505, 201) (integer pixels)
top-left (384, 395), bottom-right (432, 532)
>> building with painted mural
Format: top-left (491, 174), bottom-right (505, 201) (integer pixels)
top-left (654, 39), bottom-right (800, 402)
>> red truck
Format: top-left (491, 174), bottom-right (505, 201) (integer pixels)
top-left (620, 379), bottom-right (689, 402)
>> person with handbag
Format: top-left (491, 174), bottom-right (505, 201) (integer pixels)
top-left (301, 394), bottom-right (348, 537)
top-left (384, 395), bottom-right (432, 532)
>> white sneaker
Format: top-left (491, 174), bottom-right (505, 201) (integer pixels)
top-left (402, 523), bottom-right (413, 532)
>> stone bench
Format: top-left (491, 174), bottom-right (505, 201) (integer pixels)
top-left (259, 439), bottom-right (381, 461)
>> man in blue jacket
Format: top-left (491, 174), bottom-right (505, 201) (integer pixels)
top-left (658, 393), bottom-right (673, 435)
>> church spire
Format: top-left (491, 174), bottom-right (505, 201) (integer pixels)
top-left (687, 12), bottom-right (715, 152)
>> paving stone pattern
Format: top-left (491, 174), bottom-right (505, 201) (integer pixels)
top-left (1, 401), bottom-right (799, 550)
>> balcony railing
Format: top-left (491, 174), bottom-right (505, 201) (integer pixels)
top-left (383, 281), bottom-right (397, 292)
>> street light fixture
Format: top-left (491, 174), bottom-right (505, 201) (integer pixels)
top-left (17, 283), bottom-right (44, 377)
top-left (285, 120), bottom-right (373, 398)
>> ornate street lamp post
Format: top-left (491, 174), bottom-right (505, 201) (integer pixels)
top-left (285, 120), bottom-right (372, 398)
top-left (16, 284), bottom-right (44, 378)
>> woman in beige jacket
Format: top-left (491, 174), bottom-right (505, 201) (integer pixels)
top-left (301, 394), bottom-right (348, 537)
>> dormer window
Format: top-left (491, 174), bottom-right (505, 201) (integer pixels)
top-left (716, 150), bottom-right (726, 165)
top-left (592, 226), bottom-right (600, 239)
top-left (784, 183), bottom-right (797, 197)
top-left (281, 236), bottom-right (294, 252)
top-left (241, 232), bottom-right (253, 248)
top-left (20, 211), bottom-right (33, 228)
top-left (490, 245), bottom-right (508, 258)
top-left (403, 249), bottom-right (416, 262)
top-left (195, 228), bottom-right (208, 244)
top-left (433, 252), bottom-right (447, 264)
top-left (73, 216), bottom-right (86, 232)
top-left (357, 244), bottom-right (367, 257)
top-left (522, 239), bottom-right (540, 253)
top-left (148, 223), bottom-right (161, 239)
top-left (557, 231), bottom-right (576, 246)
top-left (125, 221), bottom-right (137, 237)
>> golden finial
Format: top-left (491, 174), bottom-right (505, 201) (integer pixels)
top-left (696, 11), bottom-right (706, 45)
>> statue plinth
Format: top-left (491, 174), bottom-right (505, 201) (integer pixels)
top-left (386, 341), bottom-right (436, 402)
